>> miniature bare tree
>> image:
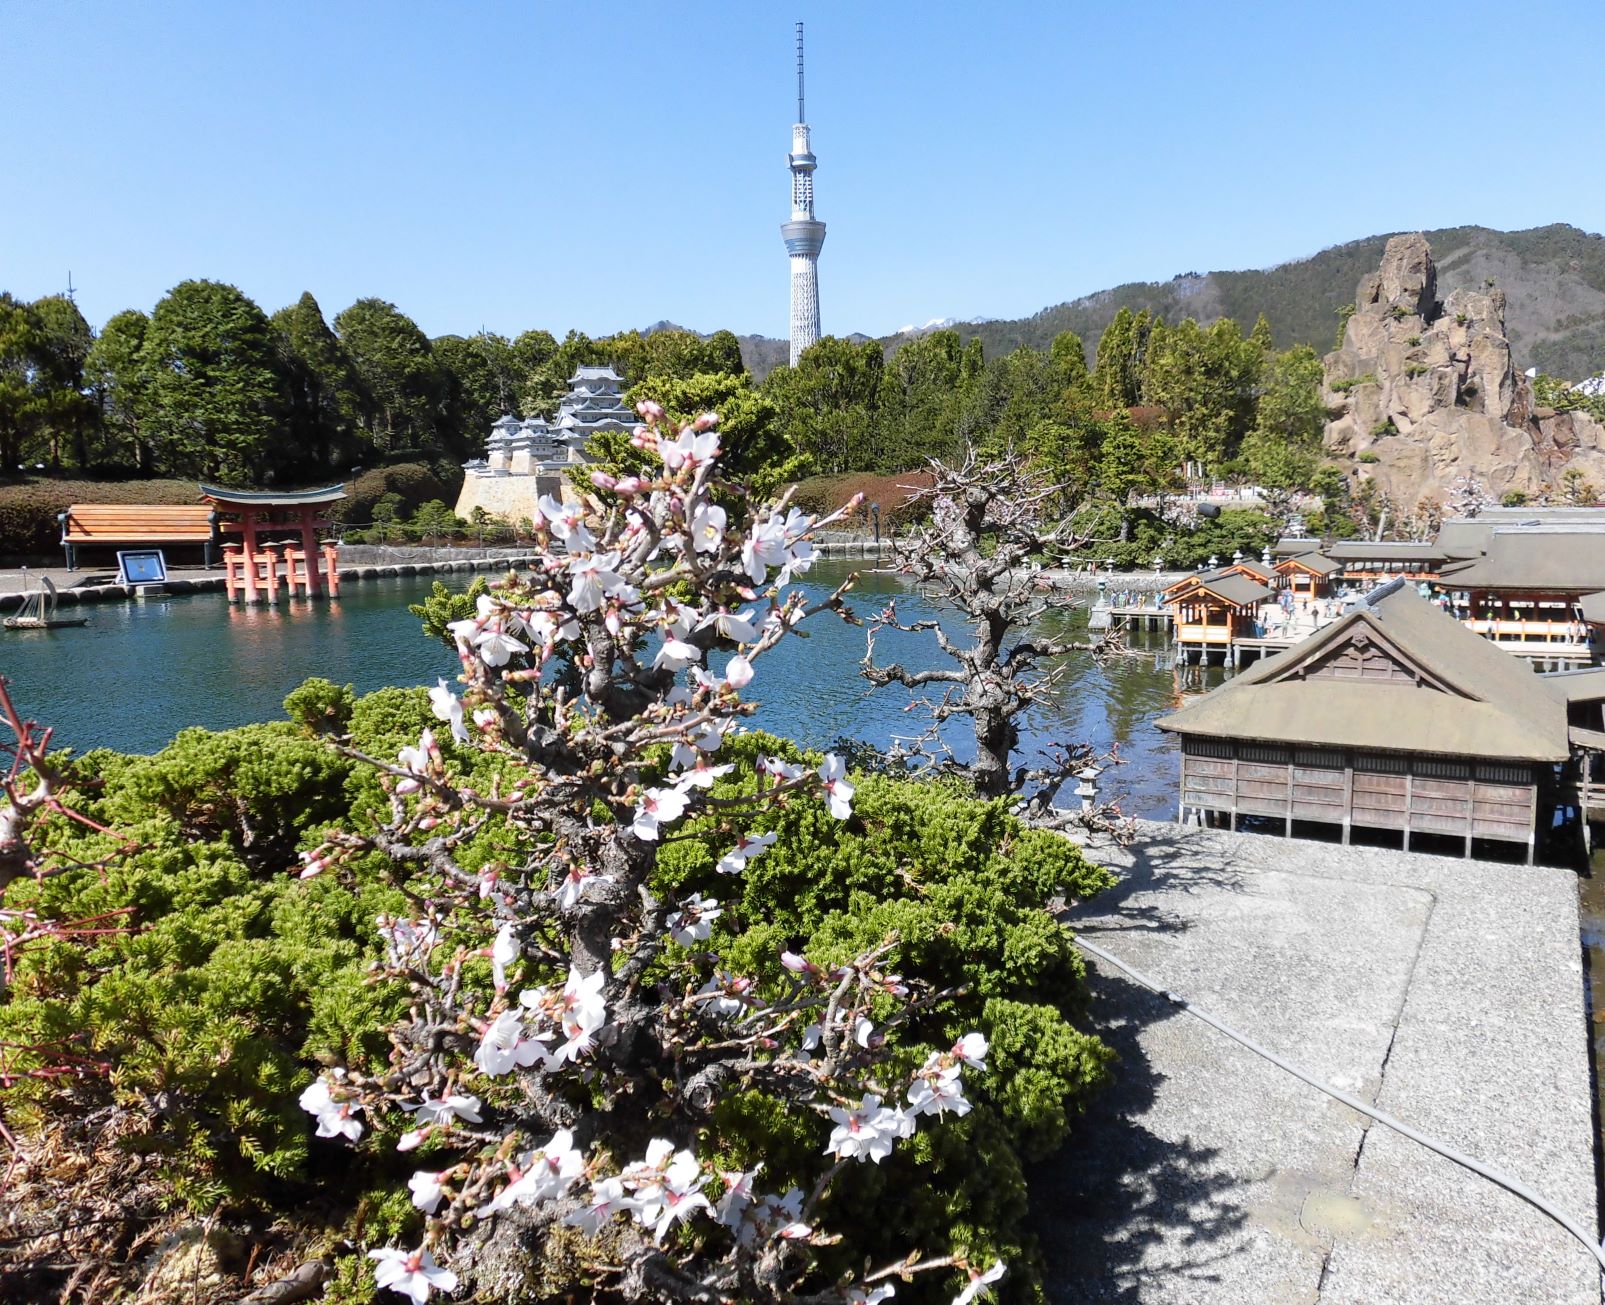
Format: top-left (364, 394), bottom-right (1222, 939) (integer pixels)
top-left (860, 451), bottom-right (1127, 817)
top-left (294, 408), bottom-right (1008, 1304)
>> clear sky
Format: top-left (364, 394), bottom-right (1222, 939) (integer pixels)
top-left (5, 0), bottom-right (1602, 343)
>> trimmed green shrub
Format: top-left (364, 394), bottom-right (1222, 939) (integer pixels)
top-left (1, 692), bottom-right (1114, 1301)
top-left (334, 463), bottom-right (457, 525)
top-left (0, 478), bottom-right (201, 558)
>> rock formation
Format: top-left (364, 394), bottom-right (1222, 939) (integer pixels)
top-left (1322, 233), bottom-right (1605, 511)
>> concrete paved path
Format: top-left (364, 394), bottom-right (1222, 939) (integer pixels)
top-left (1034, 821), bottom-right (1600, 1305)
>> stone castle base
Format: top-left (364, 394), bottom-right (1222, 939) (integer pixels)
top-left (453, 474), bottom-right (569, 527)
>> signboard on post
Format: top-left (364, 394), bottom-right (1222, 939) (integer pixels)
top-left (117, 549), bottom-right (170, 588)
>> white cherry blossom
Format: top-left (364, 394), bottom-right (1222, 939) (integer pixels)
top-left (819, 754), bottom-right (855, 819)
top-left (668, 892), bottom-right (722, 946)
top-left (406, 1092), bottom-right (482, 1127)
top-left (408, 1170), bottom-right (445, 1213)
top-left (825, 1093), bottom-right (903, 1164)
top-left (537, 493), bottom-right (596, 551)
top-left (716, 829), bottom-right (777, 875)
top-left (759, 754), bottom-right (805, 783)
top-left (299, 1077), bottom-right (363, 1141)
top-left (565, 1176), bottom-right (636, 1235)
top-left (394, 730), bottom-right (434, 794)
top-left (558, 966), bottom-right (607, 1047)
top-left (428, 679), bottom-right (469, 744)
top-left (568, 550), bottom-right (623, 613)
top-left (690, 502), bottom-right (726, 552)
top-left (654, 636), bottom-right (702, 671)
top-left (485, 1128), bottom-right (585, 1213)
top-left (674, 759), bottom-right (733, 790)
top-left (952, 1031), bottom-right (989, 1071)
top-left (491, 921), bottom-right (517, 988)
top-left (698, 606), bottom-right (759, 643)
top-left (474, 625), bottom-right (528, 668)
top-left (952, 1261), bottom-right (1006, 1305)
top-left (632, 785), bottom-right (688, 841)
top-left (473, 1009), bottom-right (551, 1077)
top-left (908, 1070), bottom-right (970, 1118)
top-left (661, 425), bottom-right (720, 471)
top-left (368, 1247), bottom-right (457, 1305)
top-left (624, 1140), bottom-right (711, 1243)
top-left (723, 653), bottom-right (755, 689)
top-left (697, 971), bottom-right (754, 1018)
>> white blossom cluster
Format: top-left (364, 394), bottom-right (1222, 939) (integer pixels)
top-left (293, 403), bottom-right (1005, 1305)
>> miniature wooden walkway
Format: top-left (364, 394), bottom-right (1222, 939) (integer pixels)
top-left (1106, 604), bottom-right (1173, 632)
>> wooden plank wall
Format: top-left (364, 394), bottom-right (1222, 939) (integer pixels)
top-left (1178, 738), bottom-right (1537, 852)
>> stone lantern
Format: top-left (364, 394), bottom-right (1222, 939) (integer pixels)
top-left (1075, 764), bottom-right (1102, 812)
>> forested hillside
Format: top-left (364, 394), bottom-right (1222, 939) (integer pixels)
top-left (948, 224), bottom-right (1605, 380)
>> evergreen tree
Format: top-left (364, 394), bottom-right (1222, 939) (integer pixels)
top-left (0, 293), bottom-right (44, 474)
top-left (271, 292), bottom-right (365, 474)
top-left (1049, 329), bottom-right (1091, 393)
top-left (432, 332), bottom-right (518, 456)
top-left (521, 329), bottom-right (603, 417)
top-left (333, 298), bottom-right (445, 456)
top-left (29, 295), bottom-right (96, 469)
top-left (509, 329), bottom-right (559, 405)
top-left (1138, 316), bottom-right (1261, 471)
top-left (763, 336), bottom-right (883, 473)
top-left (1090, 308), bottom-right (1155, 409)
top-left (142, 280), bottom-right (290, 480)
top-left (877, 328), bottom-right (964, 466)
top-left (705, 329), bottom-right (746, 376)
top-left (85, 309), bottom-right (154, 472)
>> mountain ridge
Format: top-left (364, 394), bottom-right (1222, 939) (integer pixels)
top-left (721, 224), bottom-right (1605, 382)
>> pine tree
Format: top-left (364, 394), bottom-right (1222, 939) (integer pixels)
top-left (142, 281), bottom-right (290, 480)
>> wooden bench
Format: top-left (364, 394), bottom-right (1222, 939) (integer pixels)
top-left (59, 504), bottom-right (218, 570)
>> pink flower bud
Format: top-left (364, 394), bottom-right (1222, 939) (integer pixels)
top-left (591, 471), bottom-right (617, 491)
top-left (694, 412), bottom-right (719, 431)
top-left (636, 400), bottom-right (665, 422)
top-left (615, 476), bottom-right (642, 496)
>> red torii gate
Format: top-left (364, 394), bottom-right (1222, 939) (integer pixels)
top-left (199, 483), bottom-right (346, 604)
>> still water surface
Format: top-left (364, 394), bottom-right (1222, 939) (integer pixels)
top-left (0, 563), bottom-right (1227, 819)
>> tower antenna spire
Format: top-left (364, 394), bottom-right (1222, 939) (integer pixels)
top-left (782, 21), bottom-right (825, 367)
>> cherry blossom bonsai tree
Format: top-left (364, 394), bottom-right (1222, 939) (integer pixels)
top-left (297, 404), bottom-right (1009, 1304)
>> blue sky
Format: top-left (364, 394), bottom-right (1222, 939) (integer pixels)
top-left (5, 0), bottom-right (1602, 343)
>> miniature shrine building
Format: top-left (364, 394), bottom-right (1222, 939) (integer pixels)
top-left (1159, 580), bottom-right (1570, 861)
top-left (1321, 540), bottom-right (1446, 588)
top-left (1274, 552), bottom-right (1341, 598)
top-left (199, 483), bottom-right (346, 603)
top-left (1434, 531), bottom-right (1605, 664)
top-left (1172, 573), bottom-right (1275, 664)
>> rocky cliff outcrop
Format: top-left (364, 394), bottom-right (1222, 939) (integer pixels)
top-left (1322, 234), bottom-right (1605, 509)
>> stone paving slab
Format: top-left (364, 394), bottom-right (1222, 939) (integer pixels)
top-left (1033, 821), bottom-right (1599, 1305)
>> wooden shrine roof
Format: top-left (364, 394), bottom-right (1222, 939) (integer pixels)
top-left (1275, 552), bottom-right (1342, 577)
top-left (1320, 541), bottom-right (1446, 563)
top-left (1157, 581), bottom-right (1569, 762)
top-left (1188, 574), bottom-right (1275, 608)
top-left (1436, 531), bottom-right (1605, 593)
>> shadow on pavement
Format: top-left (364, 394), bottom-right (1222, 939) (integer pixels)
top-left (1069, 825), bottom-right (1246, 937)
top-left (1028, 965), bottom-right (1251, 1303)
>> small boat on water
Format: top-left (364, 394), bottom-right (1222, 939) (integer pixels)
top-left (3, 577), bottom-right (88, 630)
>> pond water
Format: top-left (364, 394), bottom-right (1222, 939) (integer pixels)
top-left (0, 562), bottom-right (1228, 819)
